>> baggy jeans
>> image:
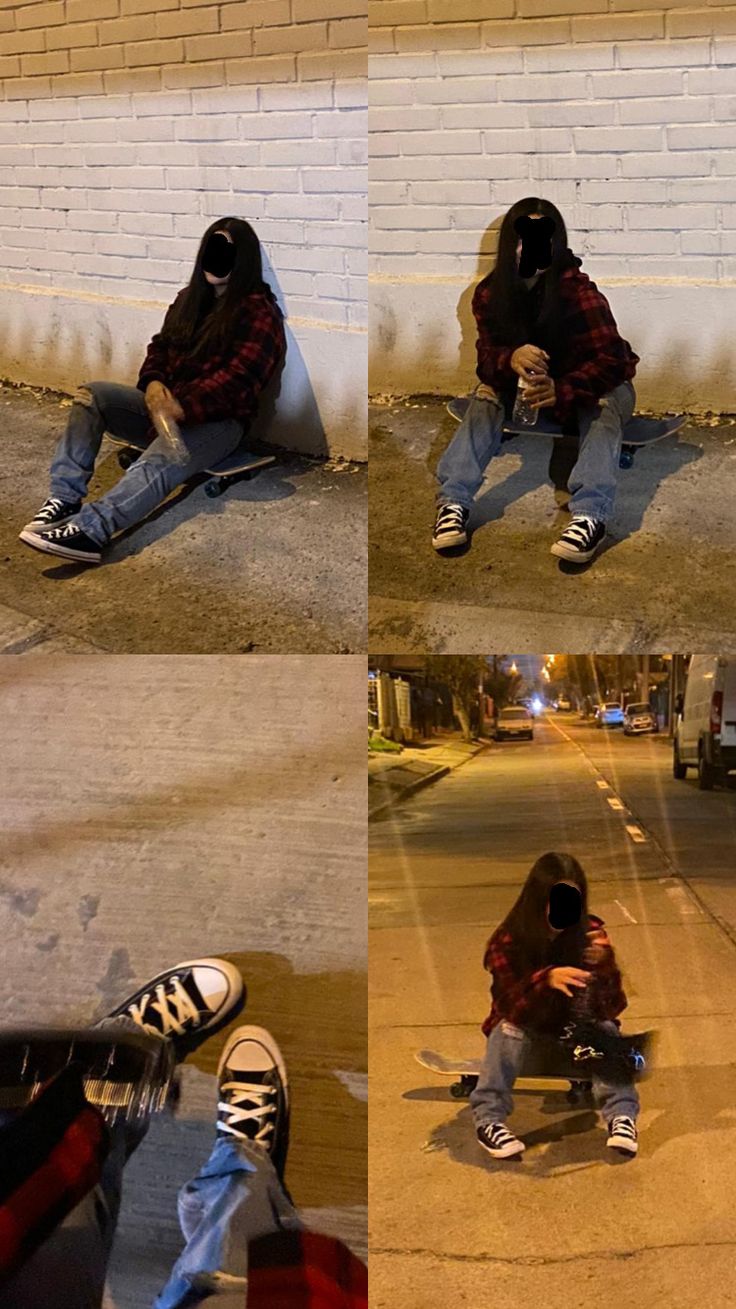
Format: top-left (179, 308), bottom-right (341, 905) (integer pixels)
top-left (469, 1018), bottom-right (641, 1129)
top-left (48, 381), bottom-right (243, 545)
top-left (436, 379), bottom-right (636, 524)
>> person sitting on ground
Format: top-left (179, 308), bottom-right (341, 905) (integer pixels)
top-left (433, 196), bottom-right (639, 565)
top-left (0, 957), bottom-right (367, 1309)
top-left (20, 217), bottom-right (285, 565)
top-left (470, 851), bottom-right (640, 1161)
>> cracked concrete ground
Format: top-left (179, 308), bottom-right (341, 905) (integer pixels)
top-left (0, 383), bottom-right (366, 654)
top-left (369, 398), bottom-right (736, 651)
top-left (0, 656), bottom-right (366, 1308)
top-left (370, 715), bottom-right (736, 1308)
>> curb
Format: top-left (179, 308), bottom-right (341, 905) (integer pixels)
top-left (368, 741), bottom-right (489, 821)
top-left (369, 763), bottom-right (451, 821)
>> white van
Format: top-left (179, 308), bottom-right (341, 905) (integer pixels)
top-left (673, 655), bottom-right (736, 789)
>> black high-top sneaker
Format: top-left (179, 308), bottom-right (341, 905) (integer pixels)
top-left (606, 1115), bottom-right (638, 1156)
top-left (217, 1025), bottom-right (290, 1182)
top-left (432, 502), bottom-right (469, 550)
top-left (476, 1121), bottom-right (525, 1159)
top-left (22, 496), bottom-right (82, 533)
top-left (550, 515), bottom-right (605, 563)
top-left (19, 521), bottom-right (103, 563)
top-left (107, 959), bottom-right (245, 1063)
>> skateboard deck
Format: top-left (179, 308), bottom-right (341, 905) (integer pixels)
top-left (446, 396), bottom-right (686, 468)
top-left (107, 433), bottom-right (276, 498)
top-left (416, 1028), bottom-right (654, 1100)
top-left (415, 1047), bottom-right (592, 1101)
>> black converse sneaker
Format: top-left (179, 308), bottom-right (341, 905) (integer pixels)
top-left (217, 1025), bottom-right (290, 1181)
top-left (550, 515), bottom-right (606, 563)
top-left (606, 1115), bottom-right (638, 1156)
top-left (19, 521), bottom-right (103, 563)
top-left (22, 496), bottom-right (82, 533)
top-left (476, 1121), bottom-right (525, 1159)
top-left (432, 502), bottom-right (469, 550)
top-left (107, 958), bottom-right (245, 1063)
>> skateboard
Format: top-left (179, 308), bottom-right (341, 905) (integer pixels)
top-left (416, 1047), bottom-right (594, 1103)
top-left (107, 433), bottom-right (276, 498)
top-left (416, 1026), bottom-right (654, 1103)
top-left (446, 396), bottom-right (686, 469)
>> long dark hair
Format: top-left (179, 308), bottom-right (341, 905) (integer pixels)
top-left (498, 851), bottom-right (589, 976)
top-left (476, 197), bottom-right (577, 357)
top-left (162, 216), bottom-right (269, 359)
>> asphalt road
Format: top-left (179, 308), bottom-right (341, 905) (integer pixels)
top-left (369, 713), bottom-right (736, 1309)
top-left (0, 656), bottom-right (367, 1308)
top-left (369, 398), bottom-right (736, 651)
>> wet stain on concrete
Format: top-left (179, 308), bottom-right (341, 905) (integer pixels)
top-left (36, 932), bottom-right (60, 952)
top-left (0, 880), bottom-right (41, 917)
top-left (95, 946), bottom-right (135, 1014)
top-left (190, 951), bottom-right (367, 1212)
top-left (78, 893), bottom-right (100, 931)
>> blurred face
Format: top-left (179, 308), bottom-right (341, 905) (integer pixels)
top-left (515, 212), bottom-right (554, 277)
top-left (546, 880), bottom-right (582, 934)
top-left (202, 229), bottom-right (235, 293)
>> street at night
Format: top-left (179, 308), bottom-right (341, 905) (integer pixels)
top-left (369, 710), bottom-right (736, 1309)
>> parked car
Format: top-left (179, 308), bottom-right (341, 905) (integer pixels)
top-left (673, 656), bottom-right (736, 789)
top-left (556, 696), bottom-right (572, 712)
top-left (596, 702), bottom-right (625, 728)
top-left (495, 705), bottom-right (534, 741)
top-left (623, 703), bottom-right (658, 735)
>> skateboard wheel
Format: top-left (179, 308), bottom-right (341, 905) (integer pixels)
top-left (204, 478), bottom-right (225, 498)
top-left (450, 1082), bottom-right (466, 1099)
top-left (118, 450), bottom-right (136, 471)
top-left (619, 447), bottom-right (635, 469)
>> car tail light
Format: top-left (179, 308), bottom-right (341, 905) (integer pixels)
top-left (711, 691), bottom-right (723, 736)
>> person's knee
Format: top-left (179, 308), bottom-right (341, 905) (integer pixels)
top-left (499, 1019), bottom-right (526, 1040)
top-left (72, 383), bottom-right (97, 408)
top-left (474, 382), bottom-right (503, 409)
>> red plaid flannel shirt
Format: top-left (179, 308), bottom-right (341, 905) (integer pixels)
top-left (137, 285), bottom-right (286, 430)
top-left (481, 914), bottom-right (628, 1037)
top-left (0, 1066), bottom-right (109, 1286)
top-left (473, 264), bottom-right (639, 424)
top-left (247, 1230), bottom-right (367, 1309)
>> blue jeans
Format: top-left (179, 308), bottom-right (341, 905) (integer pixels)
top-left (470, 1018), bottom-right (640, 1129)
top-left (436, 379), bottom-right (636, 524)
top-left (49, 381), bottom-right (243, 546)
top-left (154, 1137), bottom-right (302, 1308)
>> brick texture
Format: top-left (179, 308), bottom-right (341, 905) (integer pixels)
top-left (0, 1), bottom-right (367, 328)
top-left (369, 1), bottom-right (736, 282)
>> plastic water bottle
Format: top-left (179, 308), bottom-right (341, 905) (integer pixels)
top-left (512, 373), bottom-right (539, 427)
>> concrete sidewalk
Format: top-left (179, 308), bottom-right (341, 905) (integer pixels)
top-left (1, 382), bottom-right (366, 654)
top-left (369, 734), bottom-right (488, 819)
top-left (0, 656), bottom-right (367, 1308)
top-left (369, 397), bottom-right (736, 651)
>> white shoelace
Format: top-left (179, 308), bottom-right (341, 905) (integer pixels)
top-left (437, 505), bottom-right (465, 528)
top-left (561, 515), bottom-right (597, 545)
top-left (488, 1123), bottom-right (517, 1145)
top-left (38, 497), bottom-right (65, 519)
top-left (125, 976), bottom-right (200, 1037)
top-left (610, 1116), bottom-right (636, 1137)
top-left (46, 522), bottom-right (80, 539)
top-left (218, 1080), bottom-right (277, 1142)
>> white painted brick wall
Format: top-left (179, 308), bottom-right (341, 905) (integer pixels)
top-left (0, 0), bottom-right (367, 455)
top-left (369, 1), bottom-right (736, 406)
